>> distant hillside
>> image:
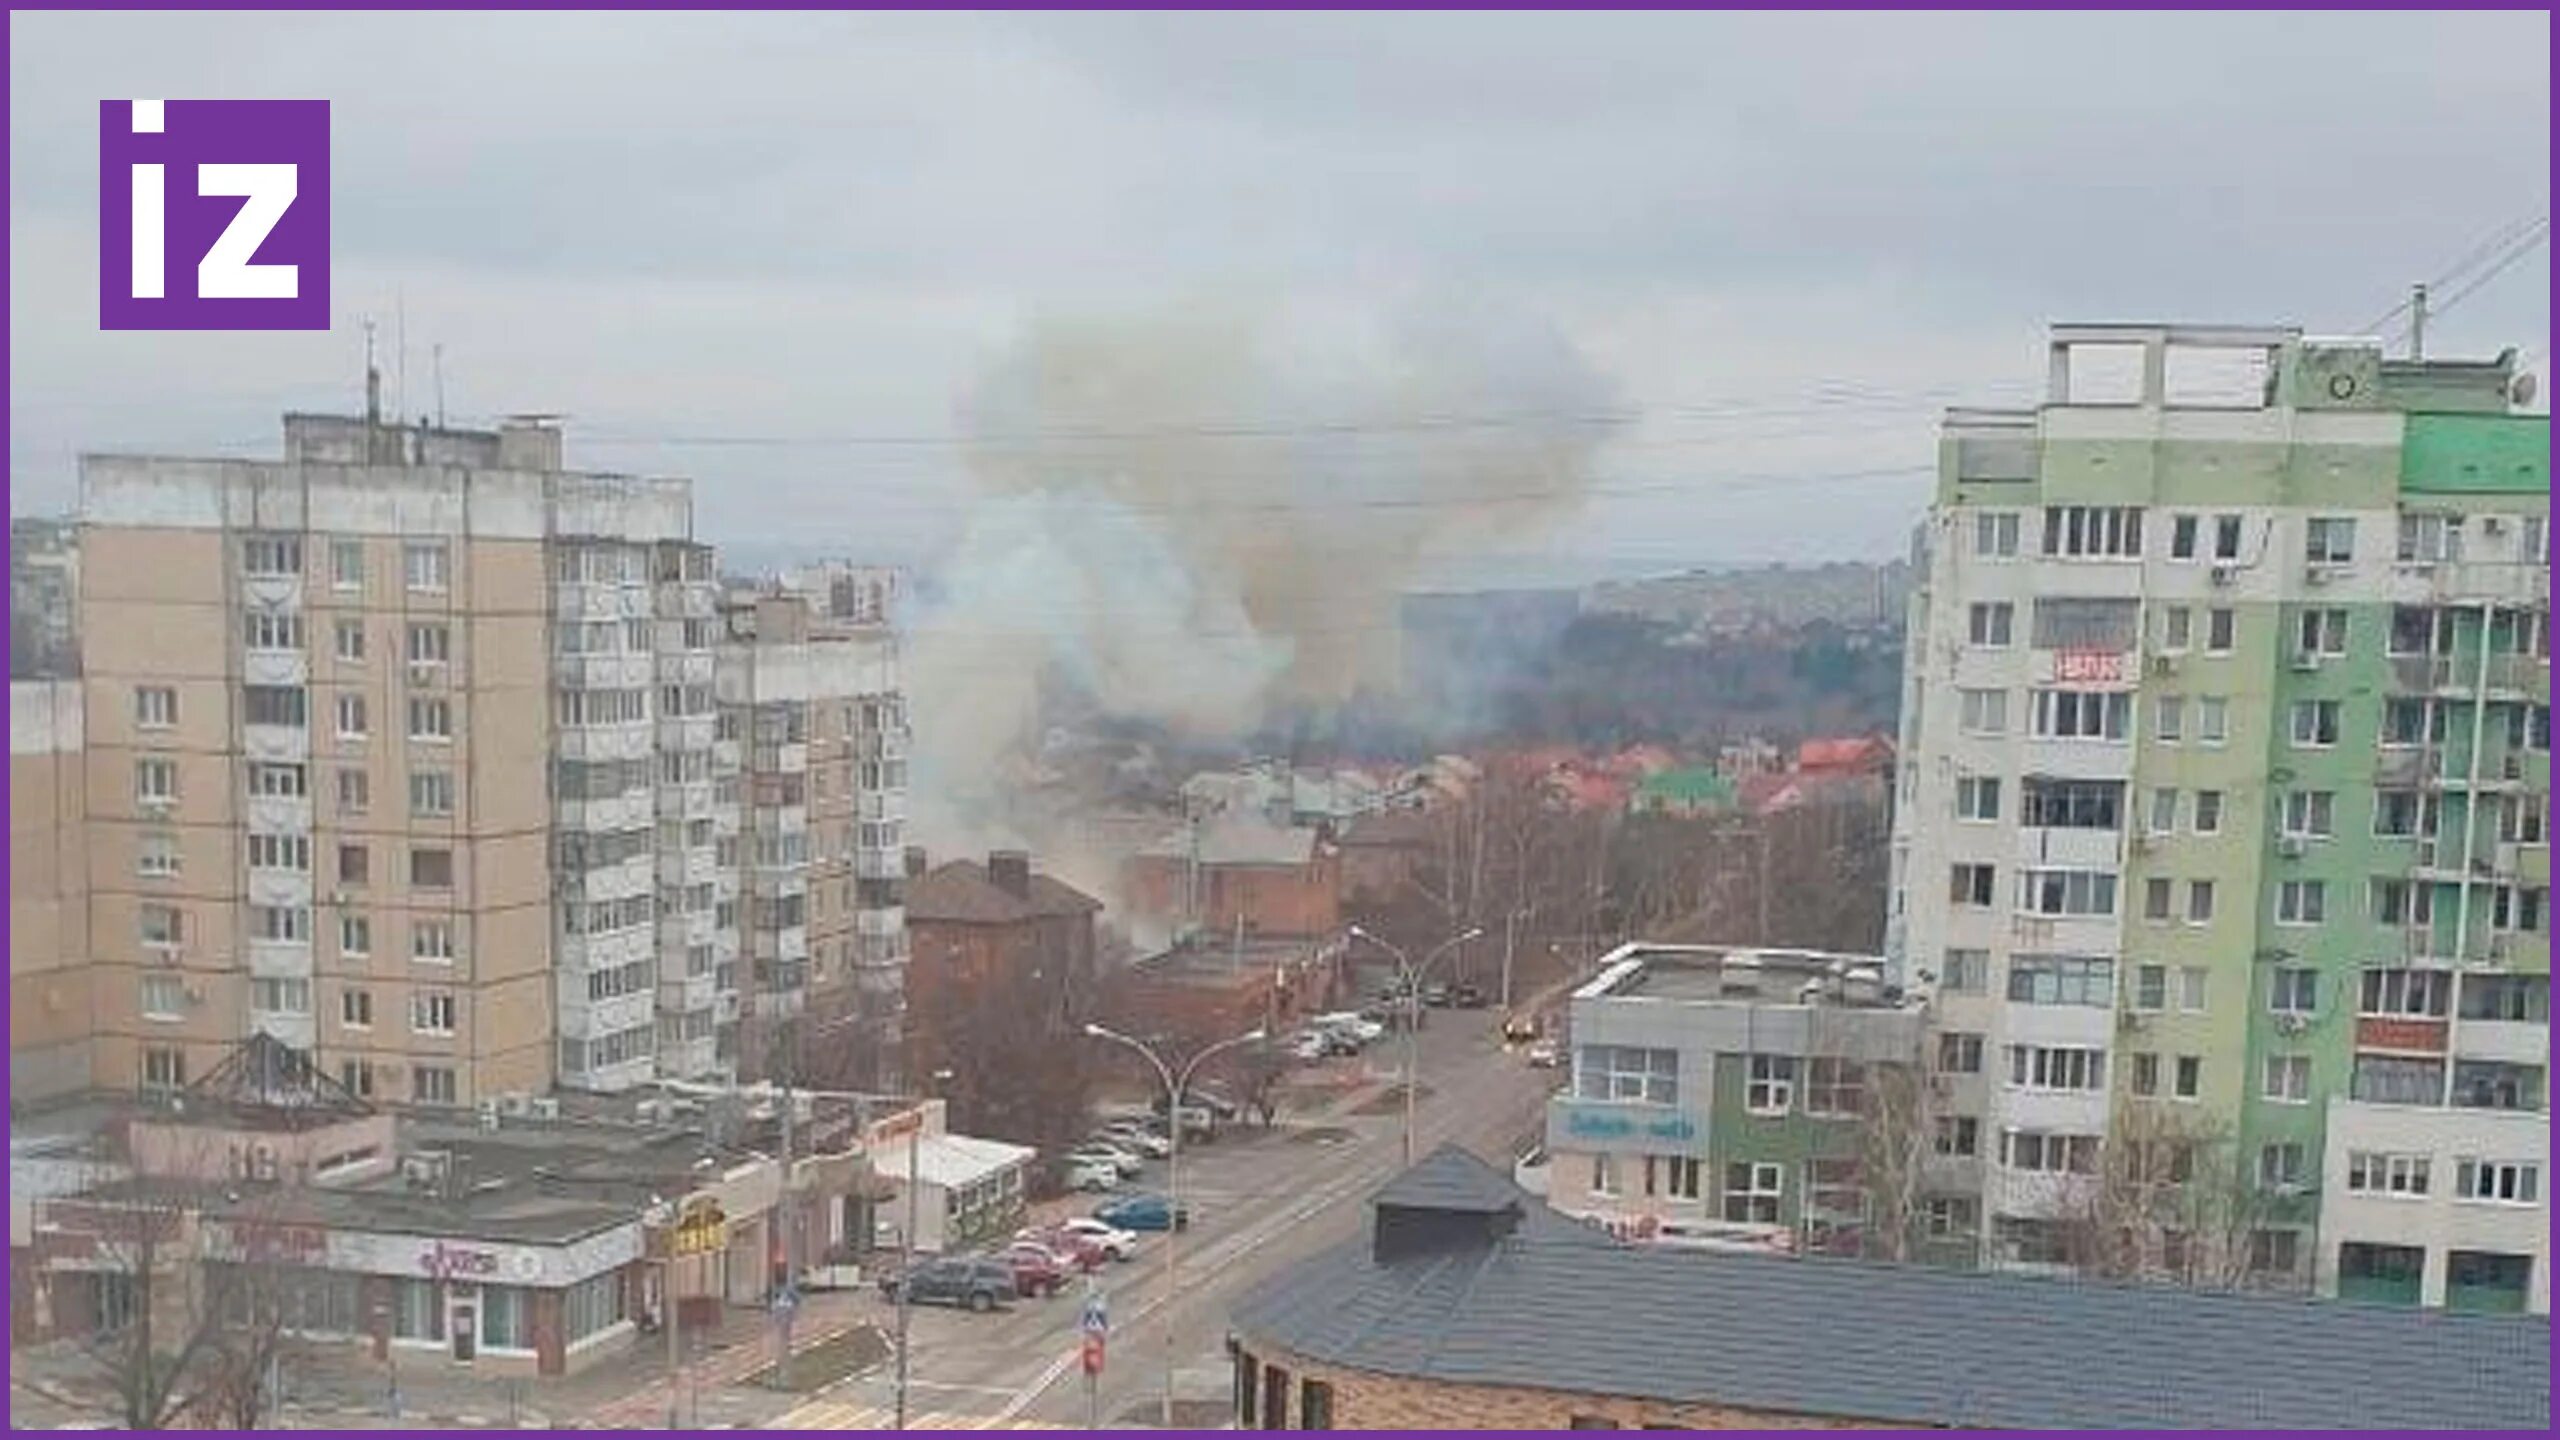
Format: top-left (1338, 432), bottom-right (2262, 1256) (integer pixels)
top-left (1587, 559), bottom-right (1909, 632)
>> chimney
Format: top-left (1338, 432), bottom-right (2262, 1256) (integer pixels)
top-left (988, 850), bottom-right (1031, 898)
top-left (903, 846), bottom-right (927, 880)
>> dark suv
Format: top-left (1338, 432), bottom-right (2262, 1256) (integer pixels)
top-left (878, 1255), bottom-right (1016, 1312)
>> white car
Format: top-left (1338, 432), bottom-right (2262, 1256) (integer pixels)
top-left (1063, 1156), bottom-right (1121, 1192)
top-left (1067, 1141), bottom-right (1147, 1177)
top-left (1288, 1031), bottom-right (1331, 1062)
top-left (1311, 1012), bottom-right (1386, 1045)
top-left (1051, 1216), bottom-right (1140, 1261)
top-left (1098, 1123), bottom-right (1172, 1158)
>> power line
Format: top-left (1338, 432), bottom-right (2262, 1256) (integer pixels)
top-left (2361, 206), bottom-right (2550, 339)
top-left (2422, 216), bottom-right (2550, 330)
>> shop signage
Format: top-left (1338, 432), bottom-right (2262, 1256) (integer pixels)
top-left (672, 1198), bottom-right (729, 1258)
top-left (1561, 1106), bottom-right (1698, 1144)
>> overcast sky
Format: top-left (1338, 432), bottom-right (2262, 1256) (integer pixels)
top-left (10, 11), bottom-right (2549, 583)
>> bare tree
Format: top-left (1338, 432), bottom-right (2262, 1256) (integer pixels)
top-left (1853, 1060), bottom-right (1942, 1265)
top-left (2045, 1103), bottom-right (2301, 1293)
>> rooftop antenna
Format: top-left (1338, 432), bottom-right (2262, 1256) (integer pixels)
top-left (2409, 283), bottom-right (2428, 361)
top-left (362, 318), bottom-right (381, 426)
top-left (433, 343), bottom-right (446, 429)
top-left (395, 287), bottom-right (408, 428)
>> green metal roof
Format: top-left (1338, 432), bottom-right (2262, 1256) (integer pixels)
top-left (2401, 413), bottom-right (2550, 496)
top-left (1632, 767), bottom-right (1734, 806)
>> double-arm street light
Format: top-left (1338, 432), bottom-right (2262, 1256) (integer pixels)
top-left (1347, 924), bottom-right (1483, 1165)
top-left (1082, 1022), bottom-right (1267, 1429)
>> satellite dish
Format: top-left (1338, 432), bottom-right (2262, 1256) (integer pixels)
top-left (2510, 371), bottom-right (2539, 408)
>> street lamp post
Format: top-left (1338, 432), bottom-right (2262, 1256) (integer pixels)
top-left (1082, 1022), bottom-right (1266, 1429)
top-left (1348, 925), bottom-right (1481, 1166)
top-left (892, 1067), bottom-right (954, 1431)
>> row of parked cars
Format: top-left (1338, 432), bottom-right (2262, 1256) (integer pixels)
top-left (876, 1196), bottom-right (1191, 1313)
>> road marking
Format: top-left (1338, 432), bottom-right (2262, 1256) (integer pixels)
top-left (774, 1400), bottom-right (1068, 1429)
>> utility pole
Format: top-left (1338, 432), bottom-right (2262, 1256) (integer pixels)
top-left (774, 1030), bottom-right (799, 1393)
top-left (893, 1119), bottom-right (919, 1429)
top-left (2410, 283), bottom-right (2429, 361)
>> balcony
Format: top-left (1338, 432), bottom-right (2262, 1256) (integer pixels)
top-left (2457, 1017), bottom-right (2550, 1068)
top-left (653, 581), bottom-right (717, 619)
top-left (711, 738), bottom-right (743, 769)
top-left (656, 778), bottom-right (716, 817)
top-left (2014, 825), bottom-right (2122, 870)
top-left (564, 1052), bottom-right (656, 1095)
top-left (659, 969), bottom-right (719, 1014)
top-left (561, 987), bottom-right (655, 1039)
top-left (554, 720), bottom-right (653, 764)
top-left (658, 846), bottom-right (718, 889)
top-left (246, 868), bottom-right (314, 910)
top-left (558, 926), bottom-right (653, 973)
top-left (242, 647), bottom-right (308, 688)
top-left (556, 651), bottom-right (654, 689)
top-left (243, 722), bottom-right (310, 763)
top-left (552, 582), bottom-right (649, 624)
top-left (248, 1010), bottom-right (316, 1051)
top-left (856, 789), bottom-right (907, 823)
top-left (247, 939), bottom-right (314, 978)
top-left (555, 790), bottom-right (651, 834)
top-left (659, 713), bottom-right (716, 752)
top-left (2019, 738), bottom-right (2133, 783)
top-left (855, 906), bottom-right (904, 937)
top-left (246, 794), bottom-right (312, 835)
top-left (855, 846), bottom-right (905, 881)
top-left (2354, 1015), bottom-right (2450, 1054)
top-left (657, 650), bottom-right (714, 686)
top-left (752, 741), bottom-right (810, 774)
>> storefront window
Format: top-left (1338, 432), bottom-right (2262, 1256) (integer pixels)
top-left (480, 1284), bottom-right (532, 1351)
top-left (391, 1277), bottom-right (444, 1341)
top-left (565, 1270), bottom-right (629, 1344)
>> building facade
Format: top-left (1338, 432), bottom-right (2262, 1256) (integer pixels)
top-left (717, 572), bottom-right (910, 1090)
top-left (74, 401), bottom-right (720, 1106)
top-left (12, 681), bottom-right (94, 1099)
top-left (1891, 324), bottom-right (2549, 1311)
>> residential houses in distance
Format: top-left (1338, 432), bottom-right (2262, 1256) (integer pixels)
top-left (1893, 324), bottom-right (2550, 1313)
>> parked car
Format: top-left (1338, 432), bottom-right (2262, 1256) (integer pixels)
top-left (1018, 1223), bottom-right (1110, 1270)
top-left (1502, 1012), bottom-right (1542, 1042)
top-left (1188, 1081), bottom-right (1242, 1119)
top-left (1422, 982), bottom-right (1453, 1008)
top-left (1097, 1118), bottom-right (1172, 1154)
top-left (1288, 1030), bottom-right (1332, 1062)
top-left (1067, 1141), bottom-right (1147, 1178)
top-left (1063, 1155), bottom-right (1121, 1192)
top-left (1451, 983), bottom-right (1490, 1009)
top-left (1147, 1099), bottom-right (1219, 1139)
top-left (1525, 1038), bottom-right (1562, 1069)
top-left (993, 1241), bottom-right (1074, 1298)
top-left (1095, 1192), bottom-right (1191, 1232)
top-left (878, 1255), bottom-right (1016, 1312)
top-left (1048, 1216), bottom-right (1140, 1260)
top-left (1312, 1012), bottom-right (1386, 1045)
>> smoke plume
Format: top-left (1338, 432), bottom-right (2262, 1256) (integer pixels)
top-left (904, 296), bottom-right (1619, 892)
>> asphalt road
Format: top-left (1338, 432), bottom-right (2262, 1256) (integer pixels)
top-left (790, 1011), bottom-right (1557, 1428)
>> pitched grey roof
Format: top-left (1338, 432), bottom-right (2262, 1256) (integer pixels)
top-left (1233, 1149), bottom-right (2552, 1431)
top-left (1373, 1142), bottom-right (1539, 1215)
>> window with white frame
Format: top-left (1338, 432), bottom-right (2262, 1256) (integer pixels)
top-left (412, 919), bottom-right (456, 963)
top-left (250, 904), bottom-right (309, 942)
top-left (340, 913), bottom-right (371, 958)
top-left (408, 769), bottom-right (455, 818)
top-left (1958, 688), bottom-right (2009, 736)
top-left (1744, 1055), bottom-right (1796, 1114)
top-left (250, 977), bottom-right (311, 1016)
top-left (411, 991), bottom-right (457, 1035)
top-left (1940, 948), bottom-right (1989, 995)
top-left (408, 696), bottom-right (452, 741)
top-left (1933, 1116), bottom-right (1980, 1158)
top-left (330, 539), bottom-right (364, 588)
top-left (2359, 967), bottom-right (2450, 1018)
top-left (2288, 699), bottom-right (2340, 747)
top-left (241, 535), bottom-right (301, 576)
top-left (2007, 954), bottom-right (2113, 1007)
top-left (2132, 964), bottom-right (2167, 1011)
top-left (2169, 515), bottom-right (2200, 560)
top-left (137, 831), bottom-right (181, 877)
top-left (403, 541), bottom-right (449, 592)
top-left (2297, 607), bottom-right (2350, 655)
top-left (139, 903), bottom-right (185, 948)
top-left (341, 988), bottom-right (373, 1029)
top-left (2261, 1053), bottom-right (2311, 1103)
top-left (1949, 863), bottom-right (1996, 907)
top-left (2041, 505), bottom-right (2144, 559)
top-left (1935, 1032), bottom-right (1983, 1075)
top-left (1721, 1162), bottom-right (1783, 1223)
top-left (2258, 1141), bottom-right (2307, 1190)
top-left (2178, 966), bottom-right (2209, 1012)
top-left (246, 832), bottom-right (310, 872)
top-left (2346, 1152), bottom-right (2430, 1198)
top-left (134, 685), bottom-right (177, 729)
top-left (1804, 1058), bottom-right (1866, 1116)
top-left (140, 974), bottom-right (186, 1021)
top-left (2453, 1159), bottom-right (2540, 1205)
top-left (1589, 1152), bottom-right (1618, 1197)
top-left (2002, 1130), bottom-right (2098, 1174)
top-left (413, 1066), bottom-right (457, 1105)
top-left (143, 1046), bottom-right (188, 1093)
top-left (247, 762), bottom-right (307, 798)
top-left (2142, 877), bottom-right (2172, 922)
top-left (2276, 879), bottom-right (2327, 925)
top-left (2205, 607), bottom-right (2236, 652)
top-left (2020, 777), bottom-right (2120, 829)
top-left (2006, 1045), bottom-right (2105, 1092)
top-left (2211, 514), bottom-right (2244, 561)
top-left (2269, 967), bottom-right (2317, 1015)
top-left (1973, 511), bottom-right (2020, 558)
top-left (1955, 775), bottom-right (2001, 821)
top-left (1967, 602), bottom-right (2015, 647)
top-left (1574, 1045), bottom-right (1678, 1105)
top-left (2281, 790), bottom-right (2335, 839)
top-left (2305, 516), bottom-right (2355, 564)
top-left (2196, 696), bottom-right (2228, 745)
top-left (336, 767), bottom-right (370, 816)
top-left (2397, 512), bottom-right (2461, 564)
top-left (2147, 787), bottom-right (2178, 834)
top-left (243, 610), bottom-right (304, 651)
top-left (406, 623), bottom-right (450, 666)
top-left (2029, 689), bottom-right (2131, 740)
top-left (2193, 789), bottom-right (2223, 834)
top-left (2154, 694), bottom-right (2185, 744)
top-left (2186, 880), bottom-right (2216, 924)
top-left (2016, 867), bottom-right (2117, 917)
top-left (335, 692), bottom-right (369, 739)
top-left (136, 757), bottom-right (179, 803)
top-left (244, 686), bottom-right (306, 728)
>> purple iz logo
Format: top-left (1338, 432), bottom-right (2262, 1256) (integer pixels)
top-left (99, 99), bottom-right (330, 330)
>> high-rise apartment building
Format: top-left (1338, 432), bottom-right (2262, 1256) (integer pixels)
top-left (1892, 325), bottom-right (2549, 1313)
top-left (12, 680), bottom-right (92, 1098)
top-left (718, 564), bottom-right (910, 1090)
top-left (76, 396), bottom-right (731, 1107)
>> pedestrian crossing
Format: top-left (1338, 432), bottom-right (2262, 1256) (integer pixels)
top-left (770, 1400), bottom-right (1071, 1429)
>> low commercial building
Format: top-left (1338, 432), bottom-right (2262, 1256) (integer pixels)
top-left (2316, 1094), bottom-right (2548, 1313)
top-left (1228, 1145), bottom-right (2550, 1430)
top-left (866, 1100), bottom-right (1034, 1254)
top-left (1543, 944), bottom-right (1933, 1259)
top-left (1101, 934), bottom-right (1350, 1045)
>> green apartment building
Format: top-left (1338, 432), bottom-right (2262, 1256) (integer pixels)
top-left (1892, 325), bottom-right (2548, 1312)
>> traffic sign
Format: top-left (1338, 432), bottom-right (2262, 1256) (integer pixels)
top-left (1080, 1293), bottom-right (1109, 1336)
top-left (1080, 1332), bottom-right (1106, 1376)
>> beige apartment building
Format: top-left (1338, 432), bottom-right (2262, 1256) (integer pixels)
top-left (73, 399), bottom-right (728, 1107)
top-left (718, 565), bottom-right (909, 1090)
top-left (11, 680), bottom-right (93, 1099)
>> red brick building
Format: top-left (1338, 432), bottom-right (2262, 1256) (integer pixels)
top-left (1122, 815), bottom-right (1342, 941)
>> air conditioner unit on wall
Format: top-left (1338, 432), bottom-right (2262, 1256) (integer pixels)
top-left (2209, 565), bottom-right (2236, 588)
top-left (2276, 835), bottom-right (2308, 859)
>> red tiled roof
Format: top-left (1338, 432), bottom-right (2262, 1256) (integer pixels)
top-left (1796, 736), bottom-right (1893, 772)
top-left (905, 860), bottom-right (1103, 925)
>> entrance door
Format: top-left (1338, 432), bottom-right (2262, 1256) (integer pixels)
top-left (450, 1302), bottom-right (477, 1362)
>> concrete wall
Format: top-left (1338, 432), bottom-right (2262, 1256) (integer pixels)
top-left (11, 681), bottom-right (93, 1097)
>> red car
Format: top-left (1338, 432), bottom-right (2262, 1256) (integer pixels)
top-left (1014, 1224), bottom-right (1107, 1272)
top-left (993, 1241), bottom-right (1073, 1297)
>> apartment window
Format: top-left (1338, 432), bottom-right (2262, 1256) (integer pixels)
top-left (2489, 884), bottom-right (2547, 934)
top-left (2186, 880), bottom-right (2216, 924)
top-left (1955, 776), bottom-right (2001, 822)
top-left (2280, 790), bottom-right (2335, 839)
top-left (2453, 1160), bottom-right (2540, 1205)
top-left (2397, 512), bottom-right (2461, 564)
top-left (2288, 699), bottom-right (2340, 747)
top-left (2003, 1131), bottom-right (2098, 1175)
top-left (2147, 787), bottom-right (2178, 834)
top-left (2374, 791), bottom-right (2440, 840)
top-left (2305, 516), bottom-right (2355, 564)
top-left (2351, 1055), bottom-right (2445, 1105)
top-left (2129, 1052), bottom-right (2159, 1096)
top-left (1299, 1379), bottom-right (1334, 1432)
top-left (2258, 1142), bottom-right (2307, 1190)
top-left (336, 767), bottom-right (370, 815)
top-left (1589, 1153), bottom-right (1618, 1197)
top-left (413, 920), bottom-right (456, 963)
top-left (143, 1046), bottom-right (188, 1094)
top-left (140, 974), bottom-right (186, 1021)
top-left (1575, 1045), bottom-right (1678, 1105)
top-left (246, 832), bottom-right (310, 872)
top-left (332, 618), bottom-right (366, 663)
top-left (247, 762), bottom-right (307, 798)
top-left (2143, 877), bottom-right (2173, 922)
top-left (1804, 1058), bottom-right (1867, 1117)
top-left (335, 692), bottom-right (368, 739)
top-left (2016, 868), bottom-right (2117, 918)
top-left (2178, 966), bottom-right (2209, 1012)
top-left (413, 1066), bottom-right (457, 1105)
top-left (2205, 607), bottom-right (2235, 653)
top-left (2041, 505), bottom-right (2144, 559)
top-left (2297, 607), bottom-right (2349, 656)
top-left (2359, 967), bottom-right (2451, 1018)
top-left (2008, 955), bottom-right (2114, 1007)
top-left (1941, 948), bottom-right (1989, 995)
top-left (2526, 515), bottom-right (2548, 563)
top-left (2262, 1054), bottom-right (2311, 1104)
top-left (2347, 1152), bottom-right (2431, 1198)
top-left (134, 685), bottom-right (177, 729)
top-left (241, 535), bottom-right (301, 576)
top-left (330, 538), bottom-right (364, 588)
top-left (251, 904), bottom-right (309, 943)
top-left (2270, 967), bottom-right (2318, 1015)
top-left (411, 991), bottom-right (457, 1036)
top-left (1974, 511), bottom-right (2020, 558)
top-left (2498, 794), bottom-right (2548, 846)
top-left (406, 623), bottom-right (450, 666)
top-left (244, 686), bottom-right (307, 729)
top-left (2007, 1045), bottom-right (2106, 1092)
top-left (2029, 689), bottom-right (2131, 740)
top-left (1925, 1196), bottom-right (1979, 1241)
top-left (2196, 696), bottom-right (2228, 745)
top-left (1935, 1032), bottom-right (1983, 1075)
top-left (408, 696), bottom-right (452, 741)
top-left (1744, 1054), bottom-right (1797, 1114)
top-left (250, 977), bottom-right (311, 1016)
top-left (1933, 1115), bottom-right (1980, 1158)
top-left (410, 847), bottom-right (454, 890)
top-left (403, 541), bottom-right (449, 592)
top-left (2169, 514), bottom-right (2200, 560)
top-left (1967, 602), bottom-right (2015, 647)
top-left (1721, 1162), bottom-right (1783, 1224)
top-left (2020, 777), bottom-right (2121, 829)
top-left (2276, 880), bottom-right (2326, 926)
top-left (2212, 514), bottom-right (2244, 560)
top-left (408, 769), bottom-right (455, 818)
top-left (2174, 1055), bottom-right (2201, 1099)
top-left (2453, 1061), bottom-right (2542, 1111)
top-left (243, 610), bottom-right (304, 650)
top-left (2193, 789), bottom-right (2223, 834)
top-left (1957, 688), bottom-right (2008, 736)
top-left (2153, 695), bottom-right (2185, 744)
top-left (137, 831), bottom-right (181, 877)
top-left (1949, 863), bottom-right (1996, 907)
top-left (2133, 964), bottom-right (2167, 1011)
top-left (2460, 974), bottom-right (2549, 1024)
top-left (2160, 605), bottom-right (2192, 651)
top-left (339, 913), bottom-right (371, 958)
